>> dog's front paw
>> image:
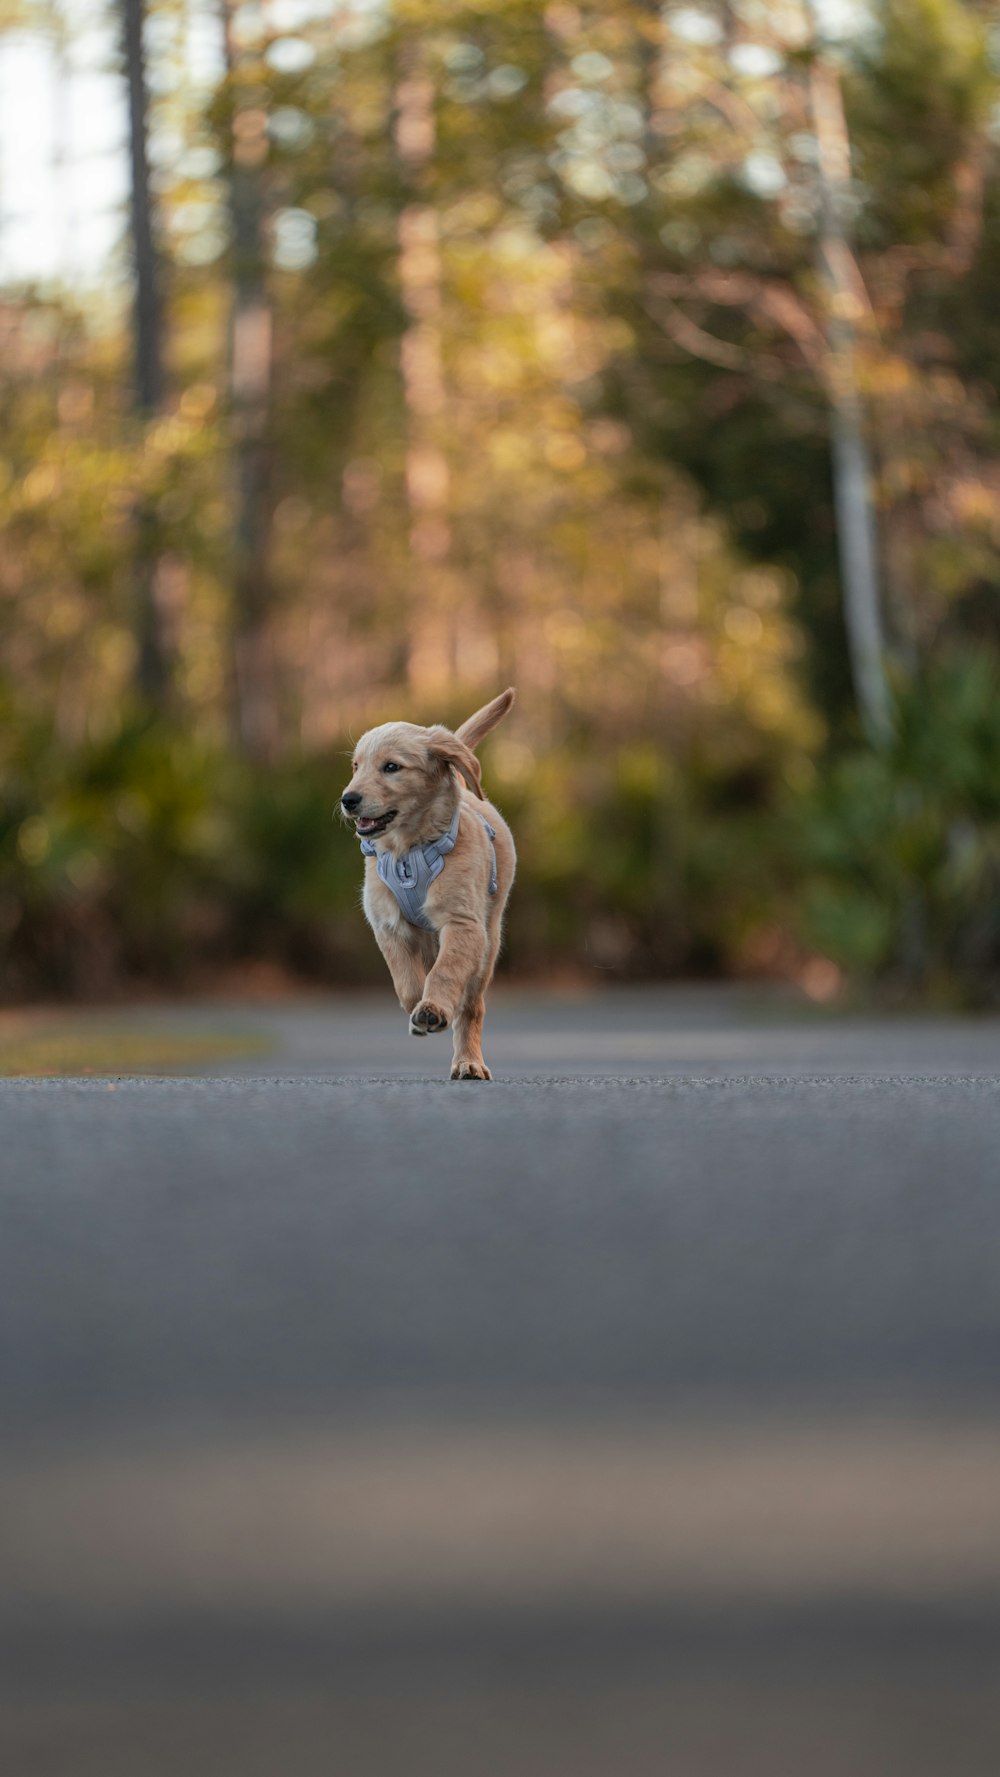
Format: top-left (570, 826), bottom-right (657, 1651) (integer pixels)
top-left (451, 1060), bottom-right (492, 1081)
top-left (409, 999), bottom-right (450, 1036)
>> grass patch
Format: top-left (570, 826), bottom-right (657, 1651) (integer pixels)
top-left (0, 1026), bottom-right (272, 1078)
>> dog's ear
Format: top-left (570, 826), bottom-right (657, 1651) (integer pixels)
top-left (427, 727), bottom-right (484, 798)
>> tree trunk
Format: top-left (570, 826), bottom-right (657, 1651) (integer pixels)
top-left (122, 0), bottom-right (171, 706)
top-left (807, 31), bottom-right (892, 749)
top-left (394, 39), bottom-right (455, 701)
top-left (222, 0), bottom-right (279, 760)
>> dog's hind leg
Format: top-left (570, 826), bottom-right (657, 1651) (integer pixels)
top-left (450, 921), bottom-right (503, 1081)
top-left (451, 989), bottom-right (490, 1081)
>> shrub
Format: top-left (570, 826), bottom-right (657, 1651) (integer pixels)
top-left (792, 651), bottom-right (1000, 1003)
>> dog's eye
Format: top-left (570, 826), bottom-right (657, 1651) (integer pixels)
top-left (382, 761), bottom-right (402, 773)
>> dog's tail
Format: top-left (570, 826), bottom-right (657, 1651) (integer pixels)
top-left (455, 687), bottom-right (516, 752)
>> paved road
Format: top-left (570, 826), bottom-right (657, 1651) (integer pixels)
top-left (2, 988), bottom-right (1000, 1775)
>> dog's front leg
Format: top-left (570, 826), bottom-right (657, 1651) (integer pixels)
top-left (410, 917), bottom-right (486, 1039)
top-left (373, 922), bottom-right (428, 1015)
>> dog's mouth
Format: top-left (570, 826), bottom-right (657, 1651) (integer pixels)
top-left (355, 810), bottom-right (398, 838)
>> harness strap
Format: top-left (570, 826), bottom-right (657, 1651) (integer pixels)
top-left (479, 813), bottom-right (498, 895)
top-left (360, 804), bottom-right (497, 929)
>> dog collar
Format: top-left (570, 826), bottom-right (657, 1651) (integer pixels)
top-left (360, 805), bottom-right (496, 930)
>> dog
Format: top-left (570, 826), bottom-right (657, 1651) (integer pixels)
top-left (340, 689), bottom-right (517, 1080)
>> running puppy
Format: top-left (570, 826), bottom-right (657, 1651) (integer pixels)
top-left (340, 689), bottom-right (516, 1081)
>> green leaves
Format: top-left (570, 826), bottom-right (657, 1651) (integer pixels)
top-left (793, 651), bottom-right (1000, 999)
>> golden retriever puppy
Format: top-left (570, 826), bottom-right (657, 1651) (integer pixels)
top-left (340, 689), bottom-right (516, 1080)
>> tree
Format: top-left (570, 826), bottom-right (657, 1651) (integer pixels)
top-left (221, 0), bottom-right (279, 760)
top-left (806, 17), bottom-right (891, 747)
top-left (606, 0), bottom-right (999, 738)
top-left (122, 0), bottom-right (172, 705)
top-left (394, 32), bottom-right (455, 698)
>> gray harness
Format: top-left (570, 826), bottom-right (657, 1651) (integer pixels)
top-left (360, 805), bottom-right (497, 931)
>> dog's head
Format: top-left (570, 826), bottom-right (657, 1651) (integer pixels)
top-left (339, 722), bottom-right (482, 853)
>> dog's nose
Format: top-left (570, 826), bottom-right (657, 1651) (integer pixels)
top-left (341, 791), bottom-right (362, 813)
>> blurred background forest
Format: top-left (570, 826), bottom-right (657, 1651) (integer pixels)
top-left (2, 0), bottom-right (1000, 1002)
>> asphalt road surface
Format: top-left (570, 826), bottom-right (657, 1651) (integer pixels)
top-left (2, 987), bottom-right (1000, 1776)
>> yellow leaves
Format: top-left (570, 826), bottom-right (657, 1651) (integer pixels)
top-left (102, 631), bottom-right (139, 682)
top-left (16, 817), bottom-right (50, 867)
top-left (274, 494), bottom-right (313, 534)
top-left (615, 743), bottom-right (664, 800)
top-left (442, 193), bottom-right (502, 237)
top-left (476, 347), bottom-right (525, 392)
top-left (543, 607), bottom-right (587, 651)
top-left (115, 792), bottom-right (150, 836)
top-left (949, 476), bottom-right (1000, 533)
top-left (929, 370), bottom-right (966, 410)
top-left (147, 414), bottom-right (194, 459)
top-left (866, 357), bottom-right (972, 424)
top-left (714, 609), bottom-right (823, 746)
top-left (724, 606), bottom-right (764, 646)
top-left (661, 637), bottom-right (709, 688)
top-left (492, 222), bottom-right (543, 265)
top-left (487, 430), bottom-right (531, 474)
top-left (827, 290), bottom-right (867, 324)
top-left (657, 150), bottom-right (717, 198)
top-left (489, 738), bottom-right (536, 784)
top-left (732, 567), bottom-right (787, 609)
top-left (65, 850), bottom-right (102, 892)
top-left (602, 317), bottom-right (636, 353)
top-left (57, 384), bottom-right (94, 426)
top-left (544, 433), bottom-right (587, 472)
top-left (44, 598), bottom-right (84, 641)
top-left (21, 463), bottom-right (61, 507)
top-left (868, 355), bottom-right (916, 397)
top-left (179, 383), bottom-right (217, 422)
top-left (534, 311), bottom-right (577, 364)
top-left (588, 419), bottom-right (630, 455)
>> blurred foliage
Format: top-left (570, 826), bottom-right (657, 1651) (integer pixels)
top-left (0, 661), bottom-right (808, 993)
top-left (793, 652), bottom-right (1000, 1004)
top-left (0, 711), bottom-right (364, 994)
top-left (2, 0), bottom-right (1000, 1000)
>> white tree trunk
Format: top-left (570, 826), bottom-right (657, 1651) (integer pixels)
top-left (808, 32), bottom-right (893, 748)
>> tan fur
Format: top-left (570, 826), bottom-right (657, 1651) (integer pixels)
top-left (340, 689), bottom-right (517, 1081)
